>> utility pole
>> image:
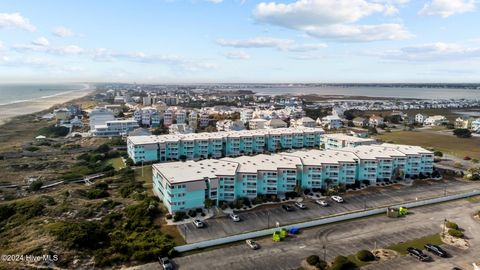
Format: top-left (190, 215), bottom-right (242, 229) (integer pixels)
top-left (322, 244), bottom-right (326, 262)
top-left (267, 211), bottom-right (270, 229)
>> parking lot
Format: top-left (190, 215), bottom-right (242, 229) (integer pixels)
top-left (178, 179), bottom-right (480, 243)
top-left (174, 197), bottom-right (480, 270)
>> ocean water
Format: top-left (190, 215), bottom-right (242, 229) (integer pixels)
top-left (0, 83), bottom-right (87, 106)
top-left (255, 86), bottom-right (480, 100)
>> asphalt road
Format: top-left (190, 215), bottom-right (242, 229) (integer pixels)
top-left (179, 179), bottom-right (480, 244)
top-left (174, 197), bottom-right (480, 270)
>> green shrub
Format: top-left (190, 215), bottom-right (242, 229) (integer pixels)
top-left (173, 211), bottom-right (187, 222)
top-left (86, 189), bottom-right (109, 199)
top-left (37, 125), bottom-right (69, 137)
top-left (47, 221), bottom-right (107, 250)
top-left (25, 146), bottom-right (39, 152)
top-left (0, 204), bottom-right (16, 221)
top-left (448, 229), bottom-right (464, 238)
top-left (306, 255), bottom-right (320, 266)
top-left (95, 144), bottom-right (111, 153)
top-left (315, 260), bottom-right (328, 270)
top-left (433, 151), bottom-right (443, 157)
top-left (446, 221), bottom-right (459, 230)
top-left (356, 249), bottom-right (375, 262)
top-left (330, 255), bottom-right (355, 270)
top-left (188, 209), bottom-right (197, 217)
top-left (28, 180), bottom-right (43, 191)
top-left (166, 214), bottom-right (172, 219)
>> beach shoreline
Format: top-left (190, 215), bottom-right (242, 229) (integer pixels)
top-left (0, 83), bottom-right (96, 126)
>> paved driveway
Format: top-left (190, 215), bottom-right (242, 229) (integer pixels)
top-left (178, 179), bottom-right (480, 243)
top-left (174, 198), bottom-right (480, 270)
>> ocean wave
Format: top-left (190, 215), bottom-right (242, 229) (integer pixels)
top-left (0, 84), bottom-right (91, 106)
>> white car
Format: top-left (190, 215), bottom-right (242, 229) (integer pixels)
top-left (193, 219), bottom-right (204, 228)
top-left (294, 202), bottom-right (307, 209)
top-left (331, 195), bottom-right (344, 203)
top-left (315, 200), bottom-right (328, 207)
top-left (229, 213), bottom-right (240, 222)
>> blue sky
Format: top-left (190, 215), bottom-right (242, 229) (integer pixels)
top-left (0, 0), bottom-right (479, 83)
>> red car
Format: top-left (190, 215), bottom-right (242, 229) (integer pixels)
top-left (464, 156), bottom-right (472, 160)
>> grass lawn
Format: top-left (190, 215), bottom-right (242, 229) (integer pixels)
top-left (135, 165), bottom-right (153, 195)
top-left (386, 234), bottom-right (442, 255)
top-left (106, 157), bottom-right (125, 170)
top-left (376, 130), bottom-right (480, 159)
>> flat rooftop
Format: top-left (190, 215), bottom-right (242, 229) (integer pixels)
top-left (338, 145), bottom-right (406, 160)
top-left (128, 127), bottom-right (324, 145)
top-left (323, 133), bottom-right (376, 143)
top-left (222, 154), bottom-right (301, 173)
top-left (283, 149), bottom-right (358, 165)
top-left (153, 159), bottom-right (238, 183)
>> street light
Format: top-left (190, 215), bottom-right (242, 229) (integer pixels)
top-left (267, 211), bottom-right (270, 229)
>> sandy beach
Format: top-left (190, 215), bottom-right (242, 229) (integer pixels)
top-left (0, 84), bottom-right (95, 126)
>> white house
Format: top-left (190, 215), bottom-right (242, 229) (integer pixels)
top-left (266, 119), bottom-right (288, 129)
top-left (292, 117), bottom-right (316, 128)
top-left (216, 120), bottom-right (245, 131)
top-left (249, 119), bottom-right (267, 130)
top-left (321, 115), bottom-right (343, 130)
top-left (415, 113), bottom-right (428, 124)
top-left (369, 115), bottom-right (384, 127)
top-left (424, 115), bottom-right (448, 126)
top-left (89, 107), bottom-right (114, 130)
top-left (169, 123), bottom-right (194, 134)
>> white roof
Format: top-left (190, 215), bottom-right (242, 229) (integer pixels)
top-left (375, 143), bottom-right (433, 155)
top-left (338, 145), bottom-right (406, 160)
top-left (323, 133), bottom-right (376, 143)
top-left (153, 159), bottom-right (239, 183)
top-left (223, 154), bottom-right (300, 173)
top-left (283, 149), bottom-right (357, 165)
top-left (128, 127), bottom-right (324, 145)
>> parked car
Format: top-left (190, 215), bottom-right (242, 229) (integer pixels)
top-left (193, 219), bottom-right (204, 228)
top-left (463, 156), bottom-right (471, 160)
top-left (246, 239), bottom-right (259, 250)
top-left (425, 244), bottom-right (448, 257)
top-left (315, 200), bottom-right (328, 207)
top-left (331, 195), bottom-right (344, 203)
top-left (159, 257), bottom-right (174, 270)
top-left (407, 247), bottom-right (431, 261)
top-left (229, 213), bottom-right (240, 222)
top-left (282, 204), bottom-right (294, 211)
top-left (294, 202), bottom-right (307, 209)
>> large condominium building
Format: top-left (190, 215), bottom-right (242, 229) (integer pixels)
top-left (322, 133), bottom-right (376, 149)
top-left (127, 127), bottom-right (324, 164)
top-left (89, 107), bottom-right (114, 130)
top-left (92, 119), bottom-right (139, 137)
top-left (152, 143), bottom-right (434, 213)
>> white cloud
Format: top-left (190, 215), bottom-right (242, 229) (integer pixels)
top-left (224, 51), bottom-right (251, 59)
top-left (92, 48), bottom-right (217, 71)
top-left (206, 0), bottom-right (223, 3)
top-left (53, 26), bottom-right (76, 37)
top-left (368, 42), bottom-right (480, 61)
top-left (304, 23), bottom-right (413, 42)
top-left (216, 37), bottom-right (327, 51)
top-left (0, 12), bottom-right (36, 32)
top-left (253, 0), bottom-right (412, 42)
top-left (12, 40), bottom-right (84, 56)
top-left (32, 37), bottom-right (49, 47)
top-left (419, 0), bottom-right (476, 18)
